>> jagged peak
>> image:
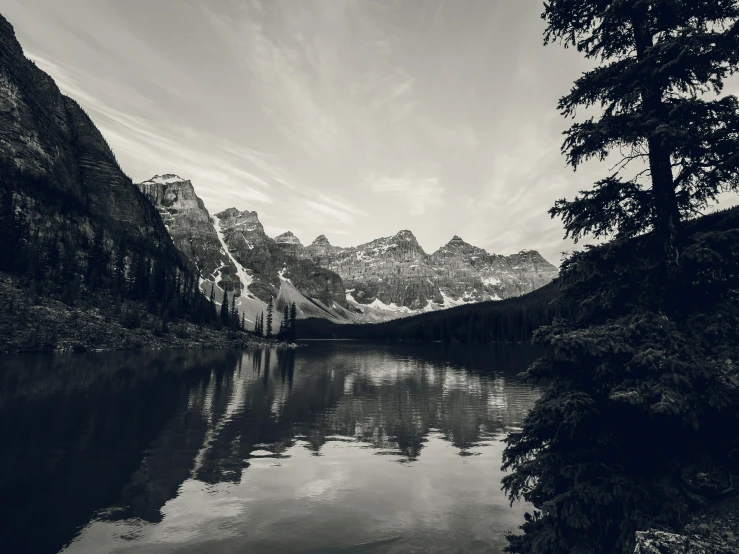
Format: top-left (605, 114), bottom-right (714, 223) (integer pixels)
top-left (431, 235), bottom-right (490, 258)
top-left (311, 234), bottom-right (331, 246)
top-left (142, 174), bottom-right (188, 186)
top-left (215, 207), bottom-right (240, 219)
top-left (275, 231), bottom-right (302, 245)
top-left (215, 207), bottom-right (258, 219)
top-left (393, 229), bottom-right (417, 241)
top-left (444, 235), bottom-right (473, 247)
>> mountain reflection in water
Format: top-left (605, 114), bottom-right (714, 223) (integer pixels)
top-left (0, 342), bottom-right (543, 554)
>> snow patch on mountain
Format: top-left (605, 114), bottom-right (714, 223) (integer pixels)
top-left (141, 174), bottom-right (186, 185)
top-left (367, 298), bottom-right (414, 314)
top-left (482, 276), bottom-right (501, 287)
top-left (213, 215), bottom-right (253, 293)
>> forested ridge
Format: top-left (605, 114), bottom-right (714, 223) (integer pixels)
top-left (297, 278), bottom-right (569, 343)
top-left (299, 205), bottom-right (739, 348)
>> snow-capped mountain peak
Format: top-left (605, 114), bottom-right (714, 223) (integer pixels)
top-left (141, 174), bottom-right (187, 185)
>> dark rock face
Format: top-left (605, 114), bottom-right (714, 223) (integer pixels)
top-left (0, 13), bottom-right (188, 274)
top-left (136, 175), bottom-right (240, 292)
top-left (215, 208), bottom-right (348, 309)
top-left (304, 232), bottom-right (559, 310)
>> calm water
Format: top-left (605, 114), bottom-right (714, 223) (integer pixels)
top-left (0, 342), bottom-right (543, 554)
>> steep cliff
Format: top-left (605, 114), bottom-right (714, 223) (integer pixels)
top-left (215, 208), bottom-right (349, 313)
top-left (0, 12), bottom-right (189, 278)
top-left (136, 175), bottom-right (241, 293)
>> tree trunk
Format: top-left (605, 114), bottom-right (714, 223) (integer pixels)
top-left (632, 10), bottom-right (682, 283)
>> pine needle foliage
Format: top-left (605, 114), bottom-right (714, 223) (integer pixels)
top-left (502, 2), bottom-right (739, 551)
top-left (503, 212), bottom-right (739, 553)
top-left (545, 0), bottom-right (739, 274)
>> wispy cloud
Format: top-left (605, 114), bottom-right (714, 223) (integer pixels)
top-left (369, 174), bottom-right (444, 216)
top-left (200, 1), bottom-right (342, 159)
top-left (303, 200), bottom-right (355, 225)
top-left (27, 51), bottom-right (283, 209)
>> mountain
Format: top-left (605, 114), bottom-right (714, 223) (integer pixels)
top-left (0, 14), bottom-right (179, 260)
top-left (303, 231), bottom-right (559, 315)
top-left (133, 176), bottom-right (359, 327)
top-left (0, 13), bottom-right (254, 353)
top-left (430, 236), bottom-right (559, 301)
top-left (0, 12), bottom-right (188, 283)
top-left (304, 230), bottom-right (440, 312)
top-left (137, 175), bottom-right (242, 293)
top-left (214, 208), bottom-right (350, 318)
top-left (129, 171), bottom-right (558, 326)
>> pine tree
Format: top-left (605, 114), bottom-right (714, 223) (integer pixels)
top-left (207, 282), bottom-right (215, 319)
top-left (289, 302), bottom-right (297, 341)
top-left (241, 312), bottom-right (246, 332)
top-left (230, 295), bottom-right (239, 329)
top-left (114, 238), bottom-right (127, 297)
top-left (265, 298), bottom-right (273, 339)
top-left (502, 4), bottom-right (739, 553)
top-left (0, 187), bottom-right (17, 272)
top-left (255, 311), bottom-right (264, 337)
top-left (279, 305), bottom-right (289, 338)
top-left (220, 289), bottom-right (229, 326)
top-left (545, 0), bottom-right (739, 280)
top-left (86, 230), bottom-right (109, 290)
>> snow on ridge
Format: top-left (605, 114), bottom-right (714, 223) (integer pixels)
top-left (143, 174), bottom-right (186, 185)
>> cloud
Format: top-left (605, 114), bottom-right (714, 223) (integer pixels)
top-left (200, 2), bottom-right (342, 158)
top-left (369, 175), bottom-right (444, 216)
top-left (303, 200), bottom-right (355, 225)
top-left (25, 51), bottom-right (288, 210)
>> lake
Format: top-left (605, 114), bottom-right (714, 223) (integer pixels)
top-left (0, 342), bottom-right (543, 554)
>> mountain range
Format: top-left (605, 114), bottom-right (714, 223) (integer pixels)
top-left (0, 7), bottom-right (557, 336)
top-left (136, 175), bottom-right (559, 326)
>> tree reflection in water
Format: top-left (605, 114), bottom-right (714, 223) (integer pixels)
top-left (0, 342), bottom-right (542, 554)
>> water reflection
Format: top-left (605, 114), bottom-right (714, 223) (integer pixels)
top-left (0, 342), bottom-right (542, 554)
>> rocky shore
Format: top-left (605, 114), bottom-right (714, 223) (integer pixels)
top-left (635, 495), bottom-right (739, 553)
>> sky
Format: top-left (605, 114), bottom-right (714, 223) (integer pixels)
top-left (2, 0), bottom-right (737, 264)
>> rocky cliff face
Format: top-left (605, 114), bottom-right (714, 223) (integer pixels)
top-left (0, 13), bottom-right (190, 280)
top-left (136, 175), bottom-right (241, 293)
top-left (430, 236), bottom-right (560, 302)
top-left (304, 230), bottom-right (441, 310)
top-left (303, 231), bottom-right (559, 313)
top-left (215, 208), bottom-right (348, 312)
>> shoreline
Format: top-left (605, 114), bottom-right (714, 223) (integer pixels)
top-left (0, 273), bottom-right (298, 355)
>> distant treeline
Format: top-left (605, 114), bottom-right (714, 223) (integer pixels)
top-left (297, 280), bottom-right (570, 343)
